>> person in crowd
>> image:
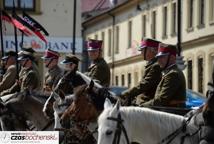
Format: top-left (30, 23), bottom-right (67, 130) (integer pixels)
top-left (1, 47), bottom-right (41, 96)
top-left (54, 54), bottom-right (86, 95)
top-left (120, 38), bottom-right (162, 106)
top-left (141, 43), bottom-right (186, 107)
top-left (0, 51), bottom-right (17, 94)
top-left (85, 39), bottom-right (110, 87)
top-left (41, 49), bottom-right (63, 96)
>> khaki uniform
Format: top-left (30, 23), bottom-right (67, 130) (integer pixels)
top-left (0, 64), bottom-right (17, 93)
top-left (44, 65), bottom-right (63, 94)
top-left (121, 60), bottom-right (162, 105)
top-left (1, 65), bottom-right (41, 96)
top-left (86, 58), bottom-right (110, 87)
top-left (142, 64), bottom-right (186, 107)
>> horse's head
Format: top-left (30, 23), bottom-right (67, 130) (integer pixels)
top-left (60, 82), bottom-right (100, 127)
top-left (203, 92), bottom-right (214, 127)
top-left (97, 99), bottom-right (129, 144)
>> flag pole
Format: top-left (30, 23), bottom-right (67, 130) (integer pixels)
top-left (13, 0), bottom-right (19, 79)
top-left (0, 10), bottom-right (4, 57)
top-left (0, 10), bottom-right (5, 78)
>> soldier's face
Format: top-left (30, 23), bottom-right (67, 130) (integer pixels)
top-left (88, 50), bottom-right (99, 60)
top-left (157, 56), bottom-right (168, 68)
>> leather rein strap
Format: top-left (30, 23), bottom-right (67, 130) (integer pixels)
top-left (107, 113), bottom-right (130, 144)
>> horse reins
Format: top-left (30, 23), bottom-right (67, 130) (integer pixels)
top-left (158, 110), bottom-right (201, 144)
top-left (107, 113), bottom-right (130, 144)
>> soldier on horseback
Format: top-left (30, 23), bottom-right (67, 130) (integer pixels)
top-left (1, 46), bottom-right (41, 96)
top-left (85, 39), bottom-right (110, 87)
top-left (119, 38), bottom-right (162, 106)
top-left (41, 49), bottom-right (63, 96)
top-left (141, 43), bottom-right (186, 107)
top-left (0, 51), bottom-right (17, 95)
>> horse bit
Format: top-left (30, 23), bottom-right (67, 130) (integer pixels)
top-left (107, 113), bottom-right (130, 144)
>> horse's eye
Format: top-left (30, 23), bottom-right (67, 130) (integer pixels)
top-left (106, 130), bottom-right (113, 136)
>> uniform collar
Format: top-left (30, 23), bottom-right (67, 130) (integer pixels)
top-left (48, 65), bottom-right (59, 73)
top-left (145, 58), bottom-right (157, 68)
top-left (162, 64), bottom-right (177, 76)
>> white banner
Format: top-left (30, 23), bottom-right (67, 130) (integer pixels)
top-left (0, 131), bottom-right (59, 144)
top-left (3, 36), bottom-right (83, 53)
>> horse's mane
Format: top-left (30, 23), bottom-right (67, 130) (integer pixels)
top-left (74, 84), bottom-right (87, 96)
top-left (99, 106), bottom-right (185, 137)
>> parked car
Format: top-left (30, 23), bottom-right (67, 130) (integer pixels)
top-left (109, 86), bottom-right (206, 115)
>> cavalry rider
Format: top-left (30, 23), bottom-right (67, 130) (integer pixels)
top-left (119, 38), bottom-right (162, 106)
top-left (0, 51), bottom-right (17, 95)
top-left (85, 39), bottom-right (110, 87)
top-left (141, 43), bottom-right (186, 107)
top-left (1, 46), bottom-right (41, 96)
top-left (43, 53), bottom-right (86, 119)
top-left (54, 53), bottom-right (86, 96)
top-left (41, 49), bottom-right (63, 96)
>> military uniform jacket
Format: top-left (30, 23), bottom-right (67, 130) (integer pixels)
top-left (44, 65), bottom-right (63, 93)
top-left (86, 58), bottom-right (110, 87)
top-left (1, 66), bottom-right (41, 95)
top-left (0, 65), bottom-right (17, 93)
top-left (142, 64), bottom-right (186, 107)
top-left (122, 60), bottom-right (162, 99)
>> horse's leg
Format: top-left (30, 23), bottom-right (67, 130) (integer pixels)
top-left (0, 115), bottom-right (14, 130)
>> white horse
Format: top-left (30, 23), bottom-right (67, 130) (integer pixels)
top-left (98, 99), bottom-right (200, 144)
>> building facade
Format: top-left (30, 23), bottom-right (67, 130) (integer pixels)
top-left (83, 0), bottom-right (214, 95)
top-left (0, 0), bottom-right (82, 83)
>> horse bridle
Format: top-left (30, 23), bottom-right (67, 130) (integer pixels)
top-left (107, 113), bottom-right (130, 144)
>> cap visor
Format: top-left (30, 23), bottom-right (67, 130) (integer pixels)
top-left (60, 60), bottom-right (73, 64)
top-left (1, 56), bottom-right (9, 60)
top-left (138, 46), bottom-right (147, 51)
top-left (156, 52), bottom-right (169, 58)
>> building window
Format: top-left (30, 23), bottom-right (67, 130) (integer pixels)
top-left (151, 11), bottom-right (156, 39)
top-left (3, 0), bottom-right (40, 12)
top-left (209, 0), bottom-right (214, 23)
top-left (171, 2), bottom-right (177, 36)
top-left (128, 20), bottom-right (132, 48)
top-left (115, 76), bottom-right (119, 86)
top-left (142, 15), bottom-right (146, 37)
top-left (198, 57), bottom-right (204, 93)
top-left (101, 32), bottom-right (105, 56)
top-left (162, 6), bottom-right (168, 39)
top-left (198, 0), bottom-right (205, 28)
top-left (121, 74), bottom-right (125, 86)
top-left (108, 29), bottom-right (112, 57)
top-left (115, 26), bottom-right (119, 54)
top-left (128, 73), bottom-right (131, 88)
top-left (187, 60), bottom-right (193, 89)
top-left (187, 0), bottom-right (194, 31)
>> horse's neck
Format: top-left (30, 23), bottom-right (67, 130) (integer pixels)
top-left (24, 97), bottom-right (51, 130)
top-left (120, 107), bottom-right (185, 143)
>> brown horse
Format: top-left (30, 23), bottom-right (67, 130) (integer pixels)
top-left (58, 80), bottom-right (117, 144)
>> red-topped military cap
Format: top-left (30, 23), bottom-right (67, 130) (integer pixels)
top-left (156, 43), bottom-right (177, 57)
top-left (87, 39), bottom-right (103, 51)
top-left (138, 38), bottom-right (160, 51)
top-left (41, 49), bottom-right (59, 60)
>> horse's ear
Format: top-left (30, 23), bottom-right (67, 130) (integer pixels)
top-left (115, 100), bottom-right (121, 110)
top-left (89, 80), bottom-right (94, 90)
top-left (104, 98), bottom-right (113, 109)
